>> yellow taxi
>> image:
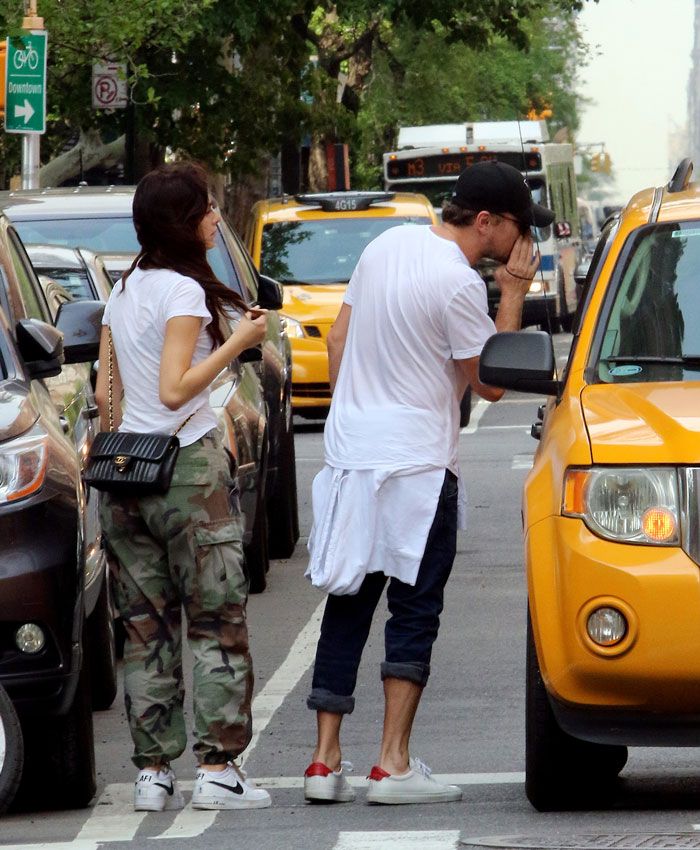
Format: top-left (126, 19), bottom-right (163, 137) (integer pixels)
top-left (245, 191), bottom-right (438, 417)
top-left (479, 159), bottom-right (700, 810)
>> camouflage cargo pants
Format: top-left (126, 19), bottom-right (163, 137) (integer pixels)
top-left (100, 431), bottom-right (253, 769)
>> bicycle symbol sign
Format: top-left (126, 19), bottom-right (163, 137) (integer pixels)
top-left (5, 32), bottom-right (47, 134)
top-left (12, 45), bottom-right (38, 71)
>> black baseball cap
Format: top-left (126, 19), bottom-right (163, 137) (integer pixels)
top-left (451, 161), bottom-right (555, 228)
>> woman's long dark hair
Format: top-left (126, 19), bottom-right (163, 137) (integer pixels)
top-left (122, 161), bottom-right (247, 347)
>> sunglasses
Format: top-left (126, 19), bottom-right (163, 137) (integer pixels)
top-left (499, 213), bottom-right (531, 236)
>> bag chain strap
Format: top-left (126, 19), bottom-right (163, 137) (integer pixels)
top-left (107, 327), bottom-right (196, 436)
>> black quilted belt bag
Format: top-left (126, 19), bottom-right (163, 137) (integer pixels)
top-left (84, 328), bottom-right (195, 496)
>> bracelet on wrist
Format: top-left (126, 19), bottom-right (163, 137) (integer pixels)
top-left (505, 268), bottom-right (533, 281)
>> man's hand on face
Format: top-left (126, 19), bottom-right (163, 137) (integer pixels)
top-left (493, 234), bottom-right (541, 298)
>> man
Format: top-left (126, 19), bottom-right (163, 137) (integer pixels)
top-left (303, 161), bottom-right (555, 805)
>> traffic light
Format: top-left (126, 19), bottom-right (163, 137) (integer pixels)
top-left (600, 152), bottom-right (612, 174)
top-left (590, 153), bottom-right (601, 172)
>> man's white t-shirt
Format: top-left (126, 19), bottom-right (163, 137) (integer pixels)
top-left (306, 225), bottom-right (497, 594)
top-left (102, 267), bottom-right (219, 447)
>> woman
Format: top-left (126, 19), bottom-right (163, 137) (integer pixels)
top-left (95, 162), bottom-right (271, 812)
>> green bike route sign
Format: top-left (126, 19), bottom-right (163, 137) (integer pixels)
top-left (5, 31), bottom-right (47, 134)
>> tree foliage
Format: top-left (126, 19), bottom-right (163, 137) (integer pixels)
top-left (0, 0), bottom-right (591, 190)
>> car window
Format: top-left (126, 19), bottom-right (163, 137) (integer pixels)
top-left (37, 267), bottom-right (93, 301)
top-left (594, 220), bottom-right (700, 383)
top-left (220, 219), bottom-right (257, 301)
top-left (13, 216), bottom-right (141, 253)
top-left (260, 216), bottom-right (432, 284)
top-left (7, 230), bottom-right (51, 322)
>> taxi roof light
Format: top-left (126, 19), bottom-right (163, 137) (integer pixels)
top-left (293, 191), bottom-right (396, 212)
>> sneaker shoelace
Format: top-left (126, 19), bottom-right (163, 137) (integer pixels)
top-left (409, 757), bottom-right (432, 778)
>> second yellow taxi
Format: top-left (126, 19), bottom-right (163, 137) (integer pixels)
top-left (245, 191), bottom-right (438, 417)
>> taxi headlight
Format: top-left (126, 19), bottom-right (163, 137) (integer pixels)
top-left (562, 466), bottom-right (679, 545)
top-left (280, 314), bottom-right (304, 338)
top-left (16, 623), bottom-right (45, 654)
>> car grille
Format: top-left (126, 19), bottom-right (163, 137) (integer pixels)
top-left (293, 382), bottom-right (331, 399)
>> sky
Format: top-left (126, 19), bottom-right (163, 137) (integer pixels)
top-left (577, 0), bottom-right (694, 205)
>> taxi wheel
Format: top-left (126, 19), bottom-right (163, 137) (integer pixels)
top-left (0, 684), bottom-right (23, 815)
top-left (525, 612), bottom-right (626, 811)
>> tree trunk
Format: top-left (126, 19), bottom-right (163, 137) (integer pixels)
top-left (39, 131), bottom-right (125, 188)
top-left (308, 141), bottom-right (328, 192)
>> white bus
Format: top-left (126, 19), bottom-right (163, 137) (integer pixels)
top-left (382, 122), bottom-right (581, 331)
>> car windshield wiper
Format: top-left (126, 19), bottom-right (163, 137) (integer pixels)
top-left (601, 355), bottom-right (700, 366)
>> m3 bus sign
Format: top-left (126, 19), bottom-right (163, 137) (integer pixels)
top-left (386, 150), bottom-right (543, 180)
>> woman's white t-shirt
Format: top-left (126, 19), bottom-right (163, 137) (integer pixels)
top-left (102, 266), bottom-right (219, 447)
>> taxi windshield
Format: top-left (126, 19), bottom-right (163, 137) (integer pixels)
top-left (595, 221), bottom-right (700, 383)
top-left (260, 216), bottom-right (431, 284)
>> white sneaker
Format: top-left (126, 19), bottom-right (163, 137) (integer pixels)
top-left (191, 762), bottom-right (271, 810)
top-left (134, 767), bottom-right (185, 812)
top-left (366, 757), bottom-right (462, 805)
top-left (304, 760), bottom-right (355, 803)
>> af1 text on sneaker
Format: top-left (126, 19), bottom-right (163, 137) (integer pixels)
top-left (134, 767), bottom-right (185, 812)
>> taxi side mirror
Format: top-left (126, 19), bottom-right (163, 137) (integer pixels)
top-left (479, 331), bottom-right (560, 395)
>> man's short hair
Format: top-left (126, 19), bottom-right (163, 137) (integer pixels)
top-left (441, 201), bottom-right (477, 227)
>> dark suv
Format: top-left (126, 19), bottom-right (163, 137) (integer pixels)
top-left (0, 215), bottom-right (107, 812)
top-left (0, 188), bottom-right (299, 584)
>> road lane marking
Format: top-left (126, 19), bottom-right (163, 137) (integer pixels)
top-left (461, 399), bottom-right (491, 434)
top-left (151, 808), bottom-right (216, 840)
top-left (512, 454), bottom-right (534, 469)
top-left (334, 830), bottom-right (461, 849)
top-left (239, 597), bottom-right (326, 767)
top-left (10, 775), bottom-right (523, 848)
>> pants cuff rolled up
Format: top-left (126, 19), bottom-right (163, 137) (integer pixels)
top-left (380, 660), bottom-right (430, 687)
top-left (307, 688), bottom-right (355, 715)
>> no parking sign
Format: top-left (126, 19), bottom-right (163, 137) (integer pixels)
top-left (92, 62), bottom-right (127, 109)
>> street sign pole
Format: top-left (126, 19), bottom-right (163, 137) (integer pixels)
top-left (21, 134), bottom-right (39, 188)
top-left (5, 3), bottom-right (47, 188)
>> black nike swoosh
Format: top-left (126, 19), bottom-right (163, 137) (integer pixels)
top-left (154, 782), bottom-right (174, 796)
top-left (208, 780), bottom-right (244, 795)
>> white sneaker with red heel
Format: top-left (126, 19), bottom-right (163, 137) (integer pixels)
top-left (366, 757), bottom-right (462, 805)
top-left (304, 760), bottom-right (355, 803)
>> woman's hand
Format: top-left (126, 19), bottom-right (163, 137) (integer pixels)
top-left (230, 311), bottom-right (268, 350)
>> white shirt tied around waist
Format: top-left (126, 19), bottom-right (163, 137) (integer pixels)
top-left (102, 266), bottom-right (220, 447)
top-left (306, 225), bottom-right (495, 596)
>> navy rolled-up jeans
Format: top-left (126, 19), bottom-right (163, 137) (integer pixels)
top-left (307, 470), bottom-right (458, 715)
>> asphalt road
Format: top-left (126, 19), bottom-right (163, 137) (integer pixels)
top-left (6, 333), bottom-right (700, 849)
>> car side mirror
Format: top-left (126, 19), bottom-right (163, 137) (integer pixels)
top-left (256, 274), bottom-right (284, 310)
top-left (239, 346), bottom-right (263, 363)
top-left (479, 331), bottom-right (560, 395)
top-left (56, 299), bottom-right (105, 364)
top-left (16, 318), bottom-right (64, 379)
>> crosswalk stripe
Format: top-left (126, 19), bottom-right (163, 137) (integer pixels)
top-left (461, 399), bottom-right (491, 435)
top-left (333, 830), bottom-right (461, 849)
top-left (150, 808), bottom-right (216, 840)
